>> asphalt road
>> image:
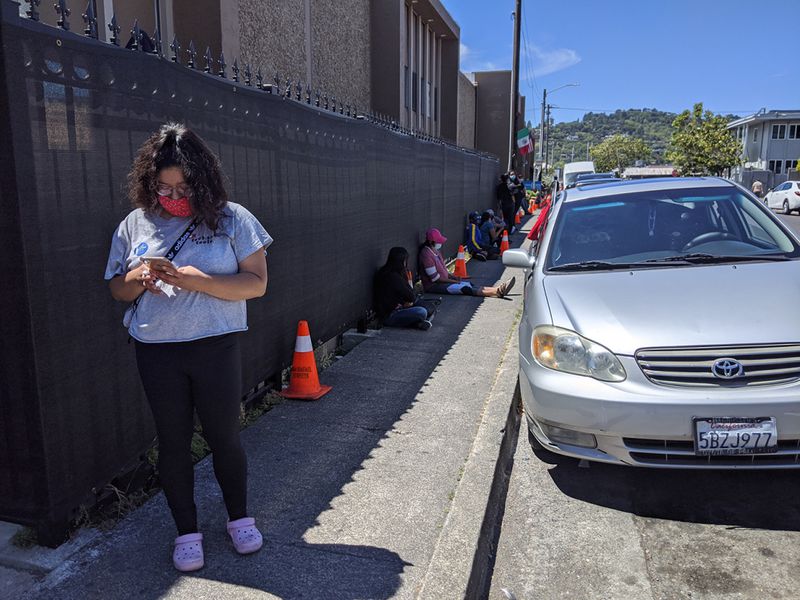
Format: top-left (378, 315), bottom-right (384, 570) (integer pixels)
top-left (488, 218), bottom-right (800, 600)
top-left (777, 211), bottom-right (800, 236)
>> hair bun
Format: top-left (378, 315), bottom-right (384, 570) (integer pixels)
top-left (159, 122), bottom-right (185, 145)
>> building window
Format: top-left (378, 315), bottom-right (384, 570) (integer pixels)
top-left (786, 160), bottom-right (798, 174)
top-left (404, 66), bottom-right (410, 109)
top-left (769, 160), bottom-right (783, 174)
top-left (426, 81), bottom-right (432, 118)
top-left (434, 87), bottom-right (438, 122)
top-left (412, 71), bottom-right (418, 112)
top-left (790, 124), bottom-right (800, 139)
top-left (753, 127), bottom-right (758, 143)
top-left (772, 124), bottom-right (786, 139)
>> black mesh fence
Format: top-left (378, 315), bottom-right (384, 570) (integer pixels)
top-left (0, 2), bottom-right (499, 542)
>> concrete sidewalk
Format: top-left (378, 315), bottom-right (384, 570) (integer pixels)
top-left (12, 226), bottom-right (531, 600)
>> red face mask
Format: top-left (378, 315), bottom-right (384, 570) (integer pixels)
top-left (158, 195), bottom-right (193, 217)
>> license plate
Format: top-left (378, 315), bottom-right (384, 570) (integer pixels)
top-left (693, 417), bottom-right (778, 455)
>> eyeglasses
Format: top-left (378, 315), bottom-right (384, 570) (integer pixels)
top-left (156, 182), bottom-right (193, 197)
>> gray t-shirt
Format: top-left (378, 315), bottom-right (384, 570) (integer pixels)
top-left (105, 202), bottom-right (273, 343)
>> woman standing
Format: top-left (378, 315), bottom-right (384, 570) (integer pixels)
top-left (105, 123), bottom-right (272, 572)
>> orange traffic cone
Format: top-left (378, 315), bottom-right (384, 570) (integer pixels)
top-left (500, 230), bottom-right (510, 254)
top-left (453, 245), bottom-right (469, 278)
top-left (280, 321), bottom-right (332, 401)
top-left (407, 269), bottom-right (414, 288)
top-left (515, 208), bottom-right (522, 225)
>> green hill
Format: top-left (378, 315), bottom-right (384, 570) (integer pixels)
top-left (539, 108), bottom-right (738, 168)
top-left (544, 108), bottom-right (676, 166)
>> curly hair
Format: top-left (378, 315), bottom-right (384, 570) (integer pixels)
top-left (127, 123), bottom-right (228, 230)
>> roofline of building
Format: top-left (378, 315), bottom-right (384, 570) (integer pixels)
top-left (728, 110), bottom-right (800, 129)
top-left (427, 0), bottom-right (459, 38)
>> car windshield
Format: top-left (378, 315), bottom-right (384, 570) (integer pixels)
top-left (545, 186), bottom-right (800, 271)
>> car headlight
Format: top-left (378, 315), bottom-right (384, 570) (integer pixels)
top-left (532, 325), bottom-right (626, 382)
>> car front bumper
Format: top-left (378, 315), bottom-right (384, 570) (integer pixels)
top-left (520, 354), bottom-right (800, 469)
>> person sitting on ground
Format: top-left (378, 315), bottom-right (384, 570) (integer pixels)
top-left (373, 247), bottom-right (433, 331)
top-left (465, 211), bottom-right (499, 261)
top-left (480, 210), bottom-right (503, 248)
top-left (419, 228), bottom-right (514, 298)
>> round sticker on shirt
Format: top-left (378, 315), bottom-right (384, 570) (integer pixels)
top-left (134, 242), bottom-right (149, 256)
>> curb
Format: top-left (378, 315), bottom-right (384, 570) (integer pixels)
top-left (417, 307), bottom-right (522, 599)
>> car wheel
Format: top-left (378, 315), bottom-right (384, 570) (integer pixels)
top-left (783, 200), bottom-right (791, 215)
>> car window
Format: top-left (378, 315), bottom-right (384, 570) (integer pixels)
top-left (545, 186), bottom-right (798, 270)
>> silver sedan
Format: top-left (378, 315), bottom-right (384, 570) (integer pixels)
top-left (504, 177), bottom-right (800, 468)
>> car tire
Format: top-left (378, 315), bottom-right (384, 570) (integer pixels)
top-left (783, 200), bottom-right (791, 215)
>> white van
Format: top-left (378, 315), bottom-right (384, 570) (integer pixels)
top-left (563, 161), bottom-right (595, 189)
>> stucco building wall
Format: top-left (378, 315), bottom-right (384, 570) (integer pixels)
top-left (457, 72), bottom-right (476, 149)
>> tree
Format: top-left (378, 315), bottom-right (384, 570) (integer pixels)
top-left (666, 103), bottom-right (741, 176)
top-left (590, 134), bottom-right (652, 173)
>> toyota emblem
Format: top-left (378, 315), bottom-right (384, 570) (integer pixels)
top-left (712, 358), bottom-right (745, 379)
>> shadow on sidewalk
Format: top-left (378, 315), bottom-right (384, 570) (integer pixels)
top-left (530, 443), bottom-right (800, 532)
top-left (32, 230), bottom-right (529, 600)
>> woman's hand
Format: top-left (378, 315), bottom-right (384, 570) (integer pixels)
top-left (140, 266), bottom-right (162, 295)
top-left (157, 265), bottom-right (210, 293)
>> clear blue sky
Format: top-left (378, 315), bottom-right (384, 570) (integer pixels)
top-left (447, 0), bottom-right (799, 126)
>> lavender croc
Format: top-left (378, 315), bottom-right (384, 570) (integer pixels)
top-left (173, 532), bottom-right (204, 572)
top-left (227, 517), bottom-right (263, 554)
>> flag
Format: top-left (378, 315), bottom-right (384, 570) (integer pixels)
top-left (516, 128), bottom-right (533, 156)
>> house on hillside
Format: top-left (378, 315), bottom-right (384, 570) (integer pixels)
top-left (728, 109), bottom-right (800, 190)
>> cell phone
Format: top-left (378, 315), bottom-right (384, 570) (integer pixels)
top-left (141, 256), bottom-right (176, 272)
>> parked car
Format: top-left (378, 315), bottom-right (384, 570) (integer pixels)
top-left (563, 161), bottom-right (595, 189)
top-left (503, 176), bottom-right (800, 468)
top-left (765, 181), bottom-right (800, 214)
top-left (574, 172), bottom-right (620, 187)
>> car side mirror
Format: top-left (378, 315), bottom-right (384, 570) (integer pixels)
top-left (502, 249), bottom-right (536, 269)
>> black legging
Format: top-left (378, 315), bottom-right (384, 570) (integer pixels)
top-left (135, 333), bottom-right (247, 535)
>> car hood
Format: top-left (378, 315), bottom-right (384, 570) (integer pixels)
top-left (543, 261), bottom-right (800, 355)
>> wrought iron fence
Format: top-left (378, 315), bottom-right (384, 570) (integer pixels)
top-left (0, 0), bottom-right (500, 545)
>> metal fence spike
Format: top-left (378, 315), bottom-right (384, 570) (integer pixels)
top-left (353, 104), bottom-right (357, 118)
top-left (187, 40), bottom-right (196, 69)
top-left (218, 52), bottom-right (227, 78)
top-left (232, 58), bottom-right (240, 82)
top-left (315, 89), bottom-right (321, 107)
top-left (108, 14), bottom-right (120, 46)
top-left (331, 95), bottom-right (336, 112)
top-left (130, 19), bottom-right (141, 51)
top-left (284, 78), bottom-right (291, 99)
top-left (273, 72), bottom-right (280, 88)
top-left (170, 36), bottom-right (180, 63)
top-left (305, 85), bottom-right (311, 104)
top-left (256, 68), bottom-right (263, 89)
top-left (81, 0), bottom-right (97, 38)
top-left (323, 93), bottom-right (328, 110)
top-left (55, 0), bottom-right (71, 31)
top-left (26, 0), bottom-right (41, 21)
top-left (203, 47), bottom-right (213, 73)
top-left (152, 27), bottom-right (162, 55)
top-left (244, 63), bottom-right (251, 86)
top-left (295, 81), bottom-right (302, 101)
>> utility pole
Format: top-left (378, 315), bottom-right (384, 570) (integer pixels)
top-left (538, 88), bottom-right (547, 175)
top-left (508, 0), bottom-right (522, 172)
top-left (544, 104), bottom-right (552, 173)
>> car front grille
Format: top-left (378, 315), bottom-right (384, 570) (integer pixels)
top-left (636, 344), bottom-right (800, 387)
top-left (624, 437), bottom-right (800, 467)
